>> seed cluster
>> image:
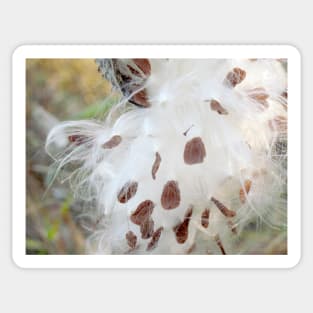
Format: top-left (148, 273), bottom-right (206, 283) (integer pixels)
top-left (112, 64), bottom-right (253, 253)
top-left (76, 59), bottom-right (286, 255)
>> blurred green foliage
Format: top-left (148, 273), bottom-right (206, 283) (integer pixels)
top-left (26, 59), bottom-right (113, 254)
top-left (26, 59), bottom-right (111, 120)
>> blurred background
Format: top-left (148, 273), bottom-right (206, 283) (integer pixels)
top-left (26, 59), bottom-right (287, 255)
top-left (26, 59), bottom-right (113, 254)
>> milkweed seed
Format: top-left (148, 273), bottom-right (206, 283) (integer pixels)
top-left (133, 59), bottom-right (151, 76)
top-left (201, 208), bottom-right (210, 228)
top-left (131, 89), bottom-right (150, 108)
top-left (68, 134), bottom-right (88, 145)
top-left (215, 234), bottom-right (227, 255)
top-left (147, 227), bottom-right (164, 251)
top-left (248, 88), bottom-right (269, 108)
top-left (225, 67), bottom-right (246, 87)
top-left (184, 137), bottom-right (206, 165)
top-left (211, 197), bottom-right (236, 217)
top-left (117, 181), bottom-right (138, 203)
top-left (130, 200), bottom-right (154, 225)
top-left (102, 135), bottom-right (122, 149)
top-left (173, 207), bottom-right (193, 244)
top-left (161, 181), bottom-right (181, 210)
top-left (140, 218), bottom-right (154, 239)
top-left (227, 220), bottom-right (238, 235)
top-left (126, 231), bottom-right (137, 249)
top-left (239, 179), bottom-right (252, 204)
top-left (210, 99), bottom-right (228, 115)
top-left (151, 152), bottom-right (161, 180)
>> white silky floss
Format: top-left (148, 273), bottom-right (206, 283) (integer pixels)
top-left (46, 58), bottom-right (287, 255)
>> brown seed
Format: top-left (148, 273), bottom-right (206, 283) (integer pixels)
top-left (126, 231), bottom-right (137, 249)
top-left (211, 197), bottom-right (236, 217)
top-left (126, 59), bottom-right (151, 108)
top-left (133, 59), bottom-right (151, 76)
top-left (184, 137), bottom-right (206, 165)
top-left (68, 134), bottom-right (87, 145)
top-left (151, 152), bottom-right (161, 180)
top-left (173, 207), bottom-right (193, 244)
top-left (130, 200), bottom-right (154, 225)
top-left (147, 227), bottom-right (164, 251)
top-left (127, 64), bottom-right (140, 76)
top-left (117, 181), bottom-right (138, 203)
top-left (210, 99), bottom-right (228, 115)
top-left (239, 179), bottom-right (252, 204)
top-left (227, 220), bottom-right (237, 235)
top-left (225, 67), bottom-right (246, 87)
top-left (201, 208), bottom-right (210, 228)
top-left (140, 218), bottom-right (154, 239)
top-left (248, 87), bottom-right (269, 108)
top-left (131, 89), bottom-right (150, 108)
top-left (102, 135), bottom-right (122, 149)
top-left (215, 234), bottom-right (226, 255)
top-left (185, 207), bottom-right (193, 219)
top-left (161, 180), bottom-right (180, 210)
top-left (161, 180), bottom-right (181, 210)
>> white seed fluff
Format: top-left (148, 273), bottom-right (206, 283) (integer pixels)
top-left (46, 59), bottom-right (287, 254)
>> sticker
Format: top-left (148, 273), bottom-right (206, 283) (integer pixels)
top-left (12, 45), bottom-right (301, 268)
